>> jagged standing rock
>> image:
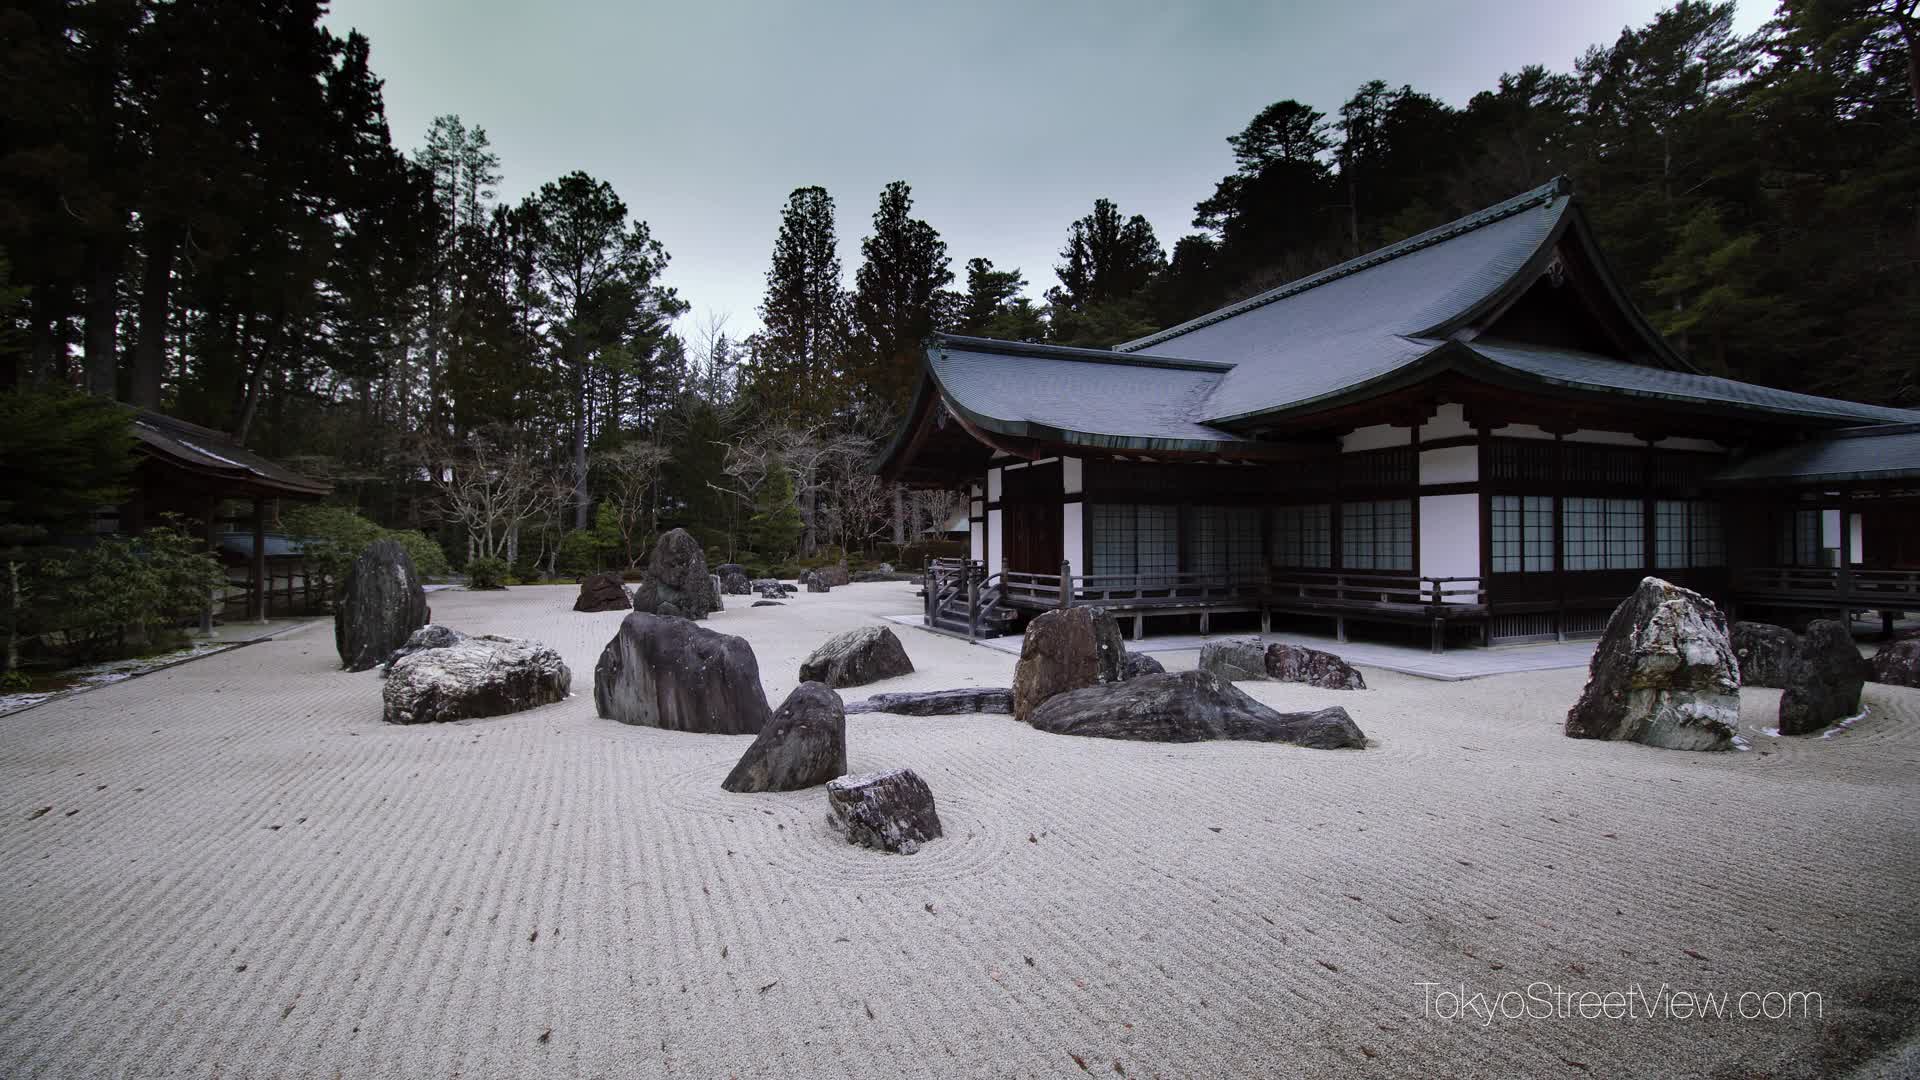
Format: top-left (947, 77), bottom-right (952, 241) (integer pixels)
top-left (1564, 577), bottom-right (1739, 751)
top-left (573, 573), bottom-right (633, 613)
top-left (383, 635), bottom-right (571, 724)
top-left (593, 612), bottom-right (770, 734)
top-left (629, 528), bottom-right (719, 620)
top-left (722, 683), bottom-right (848, 792)
top-left (335, 539), bottom-right (430, 672)
top-left (1779, 619), bottom-right (1871, 735)
top-left (826, 768), bottom-right (943, 854)
top-left (798, 625), bottom-right (914, 689)
top-left (720, 571), bottom-right (752, 596)
top-left (1731, 621), bottom-right (1800, 688)
top-left (1011, 607), bottom-right (1126, 722)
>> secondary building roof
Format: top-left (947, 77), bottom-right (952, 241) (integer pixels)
top-left (1712, 423), bottom-right (1920, 486)
top-left (132, 410), bottom-right (332, 499)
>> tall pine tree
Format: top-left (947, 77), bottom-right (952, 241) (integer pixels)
top-left (849, 181), bottom-right (952, 421)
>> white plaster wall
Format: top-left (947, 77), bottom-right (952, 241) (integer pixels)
top-left (1062, 457), bottom-right (1083, 495)
top-left (987, 467), bottom-right (1003, 502)
top-left (970, 522), bottom-right (984, 561)
top-left (1492, 423), bottom-right (1555, 441)
top-left (1419, 445), bottom-right (1479, 485)
top-left (1063, 502), bottom-right (1084, 575)
top-left (987, 509), bottom-right (1003, 571)
top-left (1419, 403), bottom-right (1474, 442)
top-left (1342, 423), bottom-right (1410, 452)
top-left (1564, 429), bottom-right (1645, 447)
top-left (1419, 494), bottom-right (1480, 598)
top-left (1822, 508), bottom-right (1841, 552)
top-left (1850, 513), bottom-right (1864, 565)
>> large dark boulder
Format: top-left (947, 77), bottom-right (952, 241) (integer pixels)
top-left (722, 683), bottom-right (847, 792)
top-left (826, 768), bottom-right (943, 854)
top-left (1731, 621), bottom-right (1800, 688)
top-left (798, 625), bottom-right (914, 689)
top-left (1197, 640), bottom-right (1267, 681)
top-left (1872, 640), bottom-right (1920, 687)
top-left (714, 563), bottom-right (747, 579)
top-left (1564, 577), bottom-right (1739, 751)
top-left (1265, 643), bottom-right (1367, 690)
top-left (844, 687), bottom-right (1013, 715)
top-left (573, 572), bottom-right (633, 613)
top-left (1010, 607), bottom-right (1126, 722)
top-left (383, 635), bottom-right (572, 724)
top-left (720, 571), bottom-right (752, 596)
top-left (1121, 652), bottom-right (1165, 679)
top-left (1779, 619), bottom-right (1870, 735)
top-left (630, 528), bottom-right (719, 620)
top-left (814, 564), bottom-right (852, 588)
top-left (1028, 670), bottom-right (1365, 749)
top-left (335, 539), bottom-right (430, 672)
top-left (380, 623), bottom-right (467, 675)
top-left (593, 612), bottom-right (770, 734)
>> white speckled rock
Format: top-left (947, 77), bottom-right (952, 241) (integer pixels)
top-left (825, 768), bottom-right (942, 854)
top-left (382, 635), bottom-right (571, 724)
top-left (1565, 577), bottom-right (1739, 751)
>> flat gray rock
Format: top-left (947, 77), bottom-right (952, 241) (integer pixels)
top-left (843, 688), bottom-right (1013, 716)
top-left (1027, 670), bottom-right (1365, 749)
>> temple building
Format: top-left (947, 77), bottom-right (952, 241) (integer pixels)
top-left (877, 178), bottom-right (1920, 648)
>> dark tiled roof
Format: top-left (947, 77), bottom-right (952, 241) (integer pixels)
top-left (1120, 178), bottom-right (1574, 423)
top-left (132, 411), bottom-right (332, 498)
top-left (1464, 341), bottom-right (1920, 426)
top-left (896, 180), bottom-right (1916, 458)
top-left (927, 335), bottom-right (1256, 452)
top-left (1711, 423), bottom-right (1920, 485)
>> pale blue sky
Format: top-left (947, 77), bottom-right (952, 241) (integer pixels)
top-left (323, 0), bottom-right (1770, 339)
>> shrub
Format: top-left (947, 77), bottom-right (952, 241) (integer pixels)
top-left (283, 505), bottom-right (451, 598)
top-left (38, 523), bottom-right (226, 662)
top-left (465, 556), bottom-right (510, 590)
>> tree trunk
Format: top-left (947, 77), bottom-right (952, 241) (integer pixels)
top-left (24, 275), bottom-right (67, 387)
top-left (129, 219), bottom-right (182, 409)
top-left (572, 367), bottom-right (591, 530)
top-left (234, 313), bottom-right (280, 445)
top-left (83, 220), bottom-right (125, 398)
top-left (892, 485), bottom-right (906, 545)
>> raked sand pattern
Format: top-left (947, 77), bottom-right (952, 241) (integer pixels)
top-left (3, 582), bottom-right (1918, 1079)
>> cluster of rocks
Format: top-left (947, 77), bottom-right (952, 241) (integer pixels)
top-left (1009, 607), bottom-right (1366, 749)
top-left (1731, 618), bottom-right (1874, 734)
top-left (629, 529), bottom-right (721, 620)
top-left (753, 578), bottom-right (797, 600)
top-left (382, 626), bottom-right (571, 725)
top-left (334, 540), bottom-right (431, 672)
top-left (715, 564), bottom-right (753, 596)
top-left (799, 565), bottom-right (851, 593)
top-left (1198, 640), bottom-right (1366, 690)
top-left (590, 612), bottom-right (938, 854)
top-left (1565, 577), bottom-right (1740, 751)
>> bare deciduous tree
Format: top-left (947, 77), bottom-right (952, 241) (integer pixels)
top-left (422, 430), bottom-right (568, 563)
top-left (594, 440), bottom-right (673, 567)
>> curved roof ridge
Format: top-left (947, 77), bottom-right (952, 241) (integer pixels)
top-left (930, 332), bottom-right (1234, 372)
top-left (1118, 176), bottom-right (1574, 354)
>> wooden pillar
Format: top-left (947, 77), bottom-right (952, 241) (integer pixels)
top-left (201, 496), bottom-right (220, 634)
top-left (250, 496), bottom-right (267, 623)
